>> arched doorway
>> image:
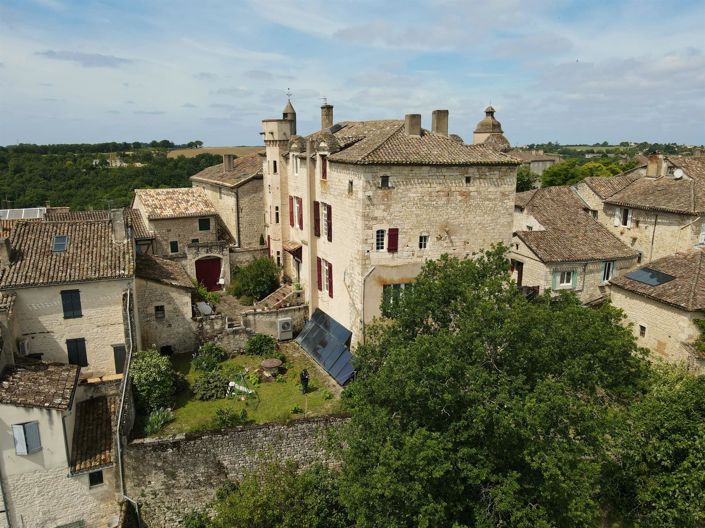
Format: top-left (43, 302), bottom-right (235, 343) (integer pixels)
top-left (195, 256), bottom-right (222, 291)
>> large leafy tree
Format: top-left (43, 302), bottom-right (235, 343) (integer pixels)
top-left (338, 247), bottom-right (648, 527)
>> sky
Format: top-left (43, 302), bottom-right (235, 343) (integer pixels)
top-left (0, 0), bottom-right (703, 146)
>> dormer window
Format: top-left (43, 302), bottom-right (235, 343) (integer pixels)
top-left (53, 235), bottom-right (68, 252)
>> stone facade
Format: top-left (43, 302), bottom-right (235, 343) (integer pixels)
top-left (136, 215), bottom-right (219, 259)
top-left (12, 279), bottom-right (133, 377)
top-left (124, 416), bottom-right (346, 527)
top-left (242, 304), bottom-right (308, 338)
top-left (134, 277), bottom-right (199, 355)
top-left (610, 287), bottom-right (705, 371)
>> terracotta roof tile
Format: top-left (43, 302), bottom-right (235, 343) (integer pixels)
top-left (45, 208), bottom-right (154, 240)
top-left (515, 186), bottom-right (638, 263)
top-left (0, 292), bottom-right (16, 312)
top-left (136, 254), bottom-right (194, 289)
top-left (610, 250), bottom-right (705, 312)
top-left (0, 360), bottom-right (79, 410)
top-left (0, 220), bottom-right (134, 288)
top-left (582, 169), bottom-right (644, 200)
top-left (134, 188), bottom-right (216, 219)
top-left (508, 150), bottom-right (561, 163)
top-left (70, 396), bottom-right (117, 474)
top-left (190, 153), bottom-right (263, 188)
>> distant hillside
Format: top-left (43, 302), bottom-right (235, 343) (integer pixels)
top-left (168, 146), bottom-right (262, 159)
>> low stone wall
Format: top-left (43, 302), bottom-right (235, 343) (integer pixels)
top-left (242, 304), bottom-right (308, 340)
top-left (194, 313), bottom-right (252, 354)
top-left (229, 247), bottom-right (267, 267)
top-left (124, 416), bottom-right (346, 527)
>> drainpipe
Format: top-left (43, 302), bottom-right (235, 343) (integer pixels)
top-left (361, 266), bottom-right (376, 345)
top-left (649, 214), bottom-right (659, 262)
top-left (234, 188), bottom-right (242, 248)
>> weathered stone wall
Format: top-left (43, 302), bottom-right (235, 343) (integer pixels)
top-left (124, 416), bottom-right (346, 527)
top-left (194, 314), bottom-right (252, 354)
top-left (229, 247), bottom-right (267, 268)
top-left (145, 216), bottom-right (219, 258)
top-left (242, 304), bottom-right (308, 339)
top-left (237, 177), bottom-right (266, 250)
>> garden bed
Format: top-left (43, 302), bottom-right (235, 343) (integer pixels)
top-left (149, 342), bottom-right (342, 436)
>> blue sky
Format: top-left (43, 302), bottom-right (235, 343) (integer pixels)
top-left (0, 0), bottom-right (703, 146)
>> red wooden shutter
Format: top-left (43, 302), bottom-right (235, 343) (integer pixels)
top-left (297, 197), bottom-right (303, 229)
top-left (313, 201), bottom-right (321, 237)
top-left (316, 257), bottom-right (322, 291)
top-left (387, 228), bottom-right (399, 253)
top-left (288, 196), bottom-right (294, 227)
top-left (321, 156), bottom-right (327, 180)
top-left (326, 204), bottom-right (332, 242)
top-left (267, 235), bottom-right (271, 257)
top-left (327, 262), bottom-right (333, 298)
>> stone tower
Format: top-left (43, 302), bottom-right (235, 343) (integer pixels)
top-left (473, 105), bottom-right (510, 151)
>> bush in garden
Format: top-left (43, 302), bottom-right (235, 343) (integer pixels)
top-left (213, 408), bottom-right (249, 428)
top-left (144, 408), bottom-right (175, 436)
top-left (131, 348), bottom-right (180, 413)
top-left (193, 370), bottom-right (229, 401)
top-left (228, 257), bottom-right (280, 301)
top-left (245, 334), bottom-right (277, 356)
top-left (182, 510), bottom-right (208, 528)
top-left (192, 341), bottom-right (227, 372)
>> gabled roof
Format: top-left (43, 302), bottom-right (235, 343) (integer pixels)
top-left (70, 396), bottom-right (117, 474)
top-left (610, 250), bottom-right (705, 312)
top-left (509, 150), bottom-right (561, 163)
top-left (44, 208), bottom-right (154, 240)
top-left (304, 120), bottom-right (520, 166)
top-left (0, 220), bottom-right (134, 289)
top-left (134, 187), bottom-right (217, 220)
top-left (514, 186), bottom-right (638, 263)
top-left (0, 360), bottom-right (79, 410)
top-left (136, 254), bottom-right (194, 289)
top-left (190, 153), bottom-right (263, 188)
top-left (582, 169), bottom-right (644, 200)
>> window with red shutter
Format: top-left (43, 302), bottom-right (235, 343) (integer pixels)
top-left (297, 197), bottom-right (303, 229)
top-left (288, 196), bottom-right (294, 226)
top-left (326, 204), bottom-right (332, 242)
top-left (327, 262), bottom-right (333, 298)
top-left (321, 156), bottom-right (327, 180)
top-left (267, 235), bottom-right (271, 257)
top-left (316, 257), bottom-right (322, 291)
top-left (388, 228), bottom-right (399, 253)
top-left (313, 201), bottom-right (321, 237)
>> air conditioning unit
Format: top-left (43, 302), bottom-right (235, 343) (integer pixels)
top-left (277, 318), bottom-right (293, 341)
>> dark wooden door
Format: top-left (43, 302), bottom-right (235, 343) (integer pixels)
top-left (195, 257), bottom-right (222, 291)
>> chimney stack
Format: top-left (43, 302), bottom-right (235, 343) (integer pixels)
top-left (223, 154), bottom-right (235, 171)
top-left (321, 103), bottom-right (334, 129)
top-left (405, 114), bottom-right (422, 136)
top-left (0, 238), bottom-right (11, 267)
top-left (110, 210), bottom-right (127, 242)
top-left (431, 110), bottom-right (449, 136)
top-left (646, 153), bottom-right (663, 177)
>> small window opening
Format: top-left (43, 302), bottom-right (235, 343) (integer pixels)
top-left (639, 325), bottom-right (646, 337)
top-left (191, 238), bottom-right (199, 244)
top-left (380, 175), bottom-right (390, 188)
top-left (154, 305), bottom-right (165, 320)
top-left (198, 218), bottom-right (211, 231)
top-left (465, 176), bottom-right (472, 185)
top-left (53, 235), bottom-right (68, 252)
top-left (275, 206), bottom-right (280, 224)
top-left (418, 234), bottom-right (429, 249)
top-left (169, 241), bottom-right (179, 254)
top-left (89, 470), bottom-right (104, 487)
top-left (348, 180), bottom-right (353, 194)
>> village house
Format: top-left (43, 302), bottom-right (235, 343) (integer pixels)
top-left (190, 152), bottom-right (267, 264)
top-left (511, 186), bottom-right (639, 303)
top-left (610, 250), bottom-right (705, 371)
top-left (574, 154), bottom-right (705, 263)
top-left (131, 188), bottom-right (231, 291)
top-left (507, 149), bottom-right (561, 176)
top-left (263, 100), bottom-right (520, 347)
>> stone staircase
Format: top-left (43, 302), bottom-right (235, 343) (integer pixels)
top-left (256, 284), bottom-right (304, 310)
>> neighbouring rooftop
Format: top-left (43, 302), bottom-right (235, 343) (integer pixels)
top-left (70, 396), bottom-right (117, 474)
top-left (44, 207), bottom-right (154, 240)
top-left (0, 360), bottom-right (80, 410)
top-left (136, 254), bottom-right (194, 289)
top-left (134, 187), bottom-right (217, 219)
top-left (190, 152), bottom-right (263, 188)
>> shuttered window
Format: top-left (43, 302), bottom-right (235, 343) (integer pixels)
top-left (296, 197), bottom-right (303, 229)
top-left (387, 228), bottom-right (399, 253)
top-left (12, 421), bottom-right (42, 455)
top-left (169, 240), bottom-right (179, 253)
top-left (61, 290), bottom-right (82, 319)
top-left (327, 261), bottom-right (333, 298)
top-left (314, 201), bottom-right (321, 237)
top-left (289, 196), bottom-right (294, 226)
top-left (326, 204), bottom-right (332, 242)
top-left (67, 338), bottom-right (88, 367)
top-left (316, 257), bottom-right (322, 291)
top-left (320, 156), bottom-right (327, 180)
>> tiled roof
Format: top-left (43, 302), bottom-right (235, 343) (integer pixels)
top-left (190, 153), bottom-right (263, 188)
top-left (70, 396), bottom-right (117, 474)
top-left (515, 186), bottom-right (638, 263)
top-left (0, 292), bottom-right (16, 312)
top-left (582, 169), bottom-right (644, 200)
top-left (124, 209), bottom-right (153, 240)
top-left (509, 150), bottom-right (561, 163)
top-left (0, 360), bottom-right (79, 410)
top-left (610, 250), bottom-right (705, 312)
top-left (671, 155), bottom-right (705, 180)
top-left (44, 208), bottom-right (154, 240)
top-left (514, 189), bottom-right (537, 209)
top-left (136, 254), bottom-right (194, 289)
top-left (305, 120), bottom-right (519, 166)
top-left (0, 220), bottom-right (134, 289)
top-left (134, 188), bottom-right (217, 219)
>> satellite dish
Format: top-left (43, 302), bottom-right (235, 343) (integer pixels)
top-left (673, 168), bottom-right (684, 179)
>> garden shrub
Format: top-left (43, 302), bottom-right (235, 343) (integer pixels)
top-left (228, 257), bottom-right (280, 300)
top-left (131, 348), bottom-right (180, 413)
top-left (246, 371), bottom-right (260, 388)
top-left (291, 404), bottom-right (303, 414)
top-left (194, 280), bottom-right (221, 305)
top-left (193, 370), bottom-right (229, 401)
top-left (144, 408), bottom-right (175, 436)
top-left (321, 389), bottom-right (333, 400)
top-left (182, 510), bottom-right (208, 528)
top-left (245, 334), bottom-right (277, 356)
top-left (213, 408), bottom-right (249, 428)
top-left (192, 341), bottom-right (227, 372)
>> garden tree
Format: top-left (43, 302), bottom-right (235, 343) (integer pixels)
top-left (130, 347), bottom-right (182, 413)
top-left (206, 461), bottom-right (348, 528)
top-left (229, 257), bottom-right (280, 301)
top-left (605, 365), bottom-right (705, 527)
top-left (515, 165), bottom-right (539, 192)
top-left (542, 158), bottom-right (637, 187)
top-left (338, 247), bottom-right (648, 527)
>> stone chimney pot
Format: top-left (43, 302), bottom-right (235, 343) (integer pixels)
top-left (431, 110), bottom-right (449, 136)
top-left (405, 114), bottom-right (422, 137)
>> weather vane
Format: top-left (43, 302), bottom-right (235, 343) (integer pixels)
top-left (285, 88), bottom-right (293, 100)
top-left (321, 97), bottom-right (328, 105)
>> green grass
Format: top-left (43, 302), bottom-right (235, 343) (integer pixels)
top-left (156, 346), bottom-right (342, 435)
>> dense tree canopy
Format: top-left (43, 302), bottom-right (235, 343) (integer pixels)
top-left (541, 158), bottom-right (637, 187)
top-left (515, 165), bottom-right (539, 192)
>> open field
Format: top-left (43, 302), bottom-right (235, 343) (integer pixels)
top-left (167, 146), bottom-right (262, 158)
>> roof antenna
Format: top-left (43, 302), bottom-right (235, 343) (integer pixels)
top-left (321, 97), bottom-right (328, 106)
top-left (285, 88), bottom-right (293, 101)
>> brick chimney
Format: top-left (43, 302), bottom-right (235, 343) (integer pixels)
top-left (0, 238), bottom-right (12, 267)
top-left (321, 103), bottom-right (334, 129)
top-left (405, 114), bottom-right (422, 136)
top-left (223, 154), bottom-right (235, 171)
top-left (646, 153), bottom-right (663, 177)
top-left (431, 110), bottom-right (449, 136)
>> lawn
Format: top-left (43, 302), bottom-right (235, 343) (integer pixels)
top-left (156, 342), bottom-right (343, 436)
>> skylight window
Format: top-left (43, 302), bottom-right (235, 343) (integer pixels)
top-left (52, 235), bottom-right (68, 252)
top-left (625, 268), bottom-right (674, 286)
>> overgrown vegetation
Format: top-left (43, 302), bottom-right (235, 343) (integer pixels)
top-left (192, 370), bottom-right (229, 401)
top-left (515, 165), bottom-right (539, 192)
top-left (192, 342), bottom-right (228, 372)
top-left (194, 281), bottom-right (221, 305)
top-left (144, 408), bottom-right (175, 436)
top-left (130, 347), bottom-right (181, 413)
top-left (541, 158), bottom-right (638, 187)
top-left (228, 257), bottom-right (280, 301)
top-left (244, 334), bottom-right (277, 357)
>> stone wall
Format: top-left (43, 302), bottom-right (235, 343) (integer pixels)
top-left (237, 177), bottom-right (266, 250)
top-left (230, 247), bottom-right (267, 268)
top-left (124, 416), bottom-right (346, 527)
top-left (194, 314), bottom-right (252, 354)
top-left (242, 304), bottom-right (308, 339)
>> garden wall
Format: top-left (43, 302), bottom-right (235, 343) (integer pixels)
top-left (242, 304), bottom-right (308, 340)
top-left (124, 415), bottom-right (347, 527)
top-left (195, 314), bottom-right (252, 354)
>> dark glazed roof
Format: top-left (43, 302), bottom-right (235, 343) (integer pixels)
top-left (190, 153), bottom-right (263, 188)
top-left (0, 360), bottom-right (79, 410)
top-left (70, 396), bottom-right (117, 474)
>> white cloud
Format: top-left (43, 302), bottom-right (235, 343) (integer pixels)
top-left (35, 50), bottom-right (133, 68)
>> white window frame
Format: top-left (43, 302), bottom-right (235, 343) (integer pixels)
top-left (12, 421), bottom-right (42, 455)
top-left (321, 258), bottom-right (330, 293)
top-left (294, 155), bottom-right (299, 175)
top-left (620, 207), bottom-right (632, 228)
top-left (321, 202), bottom-right (329, 239)
top-left (558, 270), bottom-right (573, 287)
top-left (375, 229), bottom-right (386, 251)
top-left (418, 233), bottom-right (429, 250)
top-left (294, 199), bottom-right (301, 230)
top-left (602, 260), bottom-right (615, 283)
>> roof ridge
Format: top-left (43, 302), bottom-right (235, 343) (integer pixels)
top-left (687, 250), bottom-right (705, 311)
top-left (357, 123), bottom-right (406, 163)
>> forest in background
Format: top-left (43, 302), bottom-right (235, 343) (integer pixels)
top-left (0, 143), bottom-right (221, 210)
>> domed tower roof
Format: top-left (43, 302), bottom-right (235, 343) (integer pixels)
top-left (474, 106), bottom-right (503, 134)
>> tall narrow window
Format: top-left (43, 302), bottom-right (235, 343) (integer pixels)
top-left (320, 156), bottom-right (327, 180)
top-left (602, 260), bottom-right (615, 282)
top-left (169, 240), bottom-right (179, 254)
top-left (380, 175), bottom-right (390, 188)
top-left (275, 206), bottom-right (280, 224)
top-left (326, 204), bottom-right (332, 242)
top-left (348, 180), bottom-right (353, 194)
top-left (296, 197), bottom-right (303, 229)
top-left (67, 338), bottom-right (88, 367)
top-left (273, 160), bottom-right (278, 174)
top-left (314, 201), bottom-right (321, 237)
top-left (276, 251), bottom-right (281, 267)
top-left (154, 305), bottom-right (165, 320)
top-left (289, 196), bottom-right (294, 226)
top-left (375, 229), bottom-right (385, 251)
top-left (294, 156), bottom-right (300, 175)
top-left (321, 202), bottom-right (327, 238)
top-left (61, 290), bottom-right (82, 319)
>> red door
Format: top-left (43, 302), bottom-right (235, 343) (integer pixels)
top-left (195, 257), bottom-right (222, 291)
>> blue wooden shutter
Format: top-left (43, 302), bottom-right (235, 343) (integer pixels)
top-left (24, 422), bottom-right (41, 453)
top-left (551, 272), bottom-right (558, 289)
top-left (571, 270), bottom-right (578, 289)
